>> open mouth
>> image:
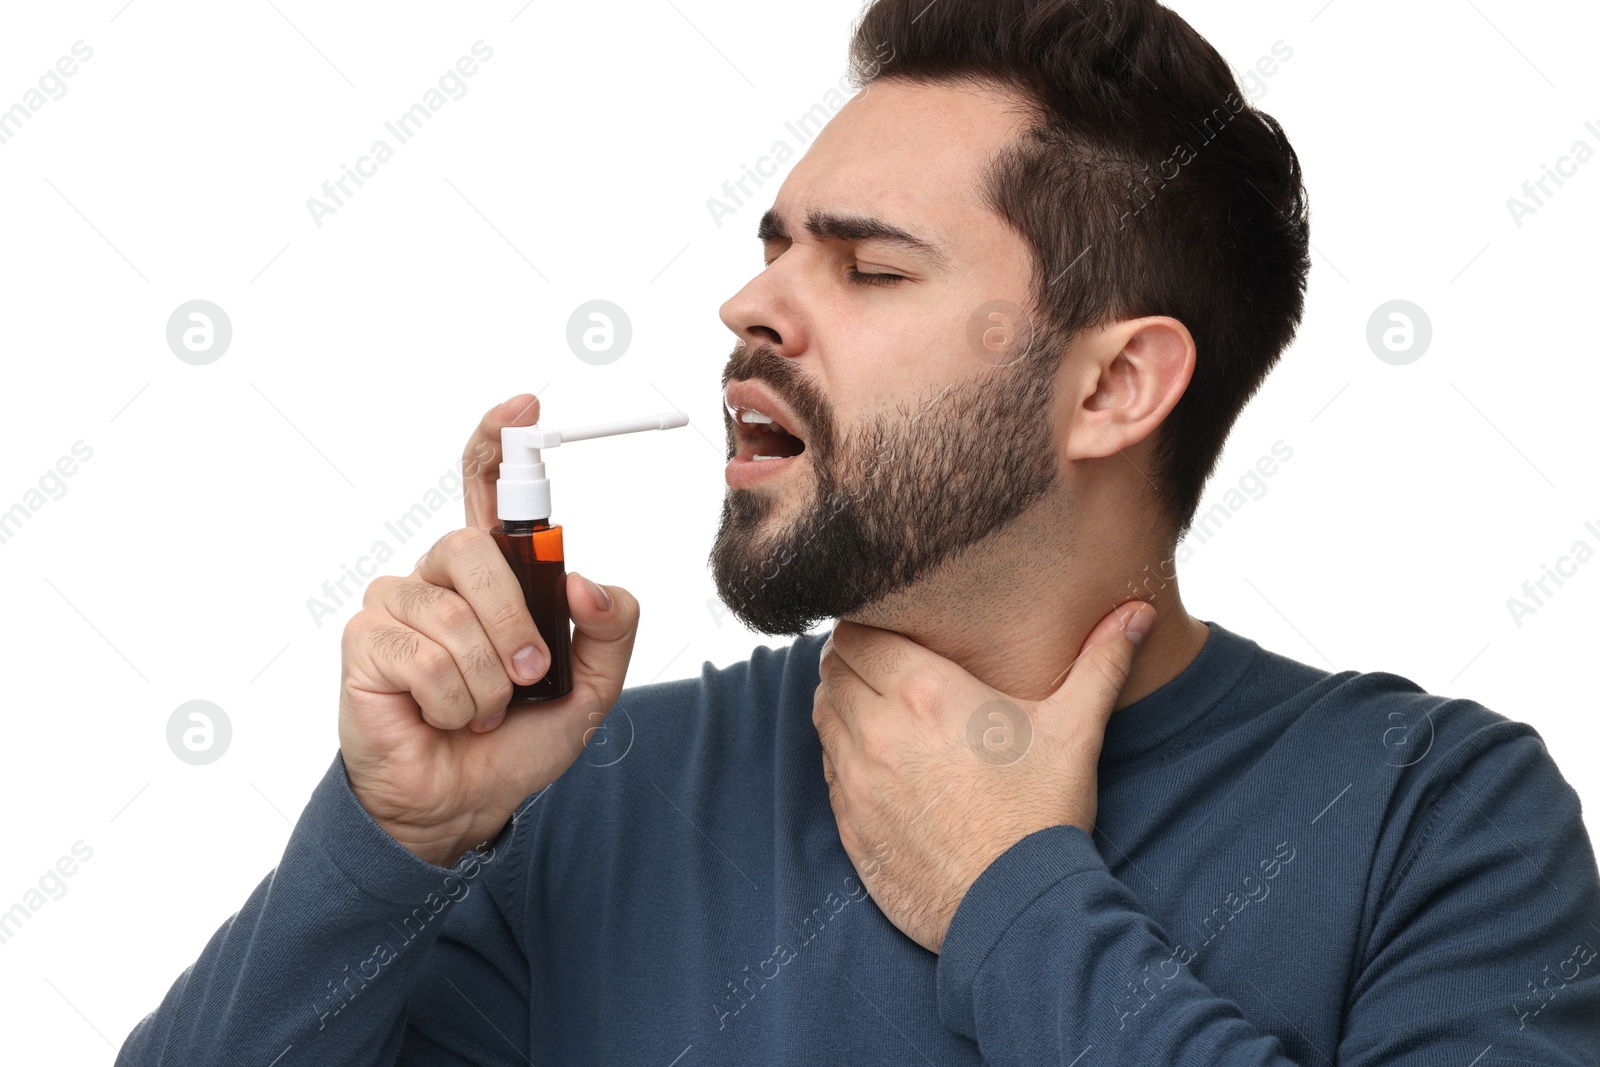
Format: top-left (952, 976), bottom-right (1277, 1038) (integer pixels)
top-left (731, 407), bottom-right (807, 462)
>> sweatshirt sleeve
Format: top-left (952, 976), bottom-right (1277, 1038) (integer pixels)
top-left (114, 750), bottom-right (532, 1067)
top-left (935, 726), bottom-right (1600, 1065)
top-left (934, 822), bottom-right (1305, 1064)
top-left (1337, 727), bottom-right (1600, 1064)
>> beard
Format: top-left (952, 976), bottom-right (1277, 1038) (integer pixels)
top-left (708, 340), bottom-right (1063, 636)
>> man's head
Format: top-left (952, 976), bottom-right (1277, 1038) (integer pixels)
top-left (710, 0), bottom-right (1310, 637)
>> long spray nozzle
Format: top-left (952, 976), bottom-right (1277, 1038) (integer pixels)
top-left (496, 409), bottom-right (690, 521)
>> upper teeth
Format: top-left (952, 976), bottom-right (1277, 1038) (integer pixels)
top-left (739, 409), bottom-right (774, 425)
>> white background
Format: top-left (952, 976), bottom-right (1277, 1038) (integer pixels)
top-left (0, 0), bottom-right (1595, 1060)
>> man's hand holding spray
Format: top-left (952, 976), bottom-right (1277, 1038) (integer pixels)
top-left (336, 394), bottom-right (687, 867)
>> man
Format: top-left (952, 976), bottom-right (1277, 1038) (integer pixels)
top-left (118, 0), bottom-right (1600, 1063)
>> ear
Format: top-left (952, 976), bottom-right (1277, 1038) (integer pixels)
top-left (1061, 316), bottom-right (1195, 462)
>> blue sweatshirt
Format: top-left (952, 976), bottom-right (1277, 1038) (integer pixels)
top-left (116, 620), bottom-right (1600, 1065)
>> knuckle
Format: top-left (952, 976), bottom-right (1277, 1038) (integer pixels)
top-left (482, 673), bottom-right (515, 711)
top-left (443, 525), bottom-right (488, 555)
top-left (425, 532), bottom-right (458, 564)
top-left (339, 613), bottom-right (369, 662)
top-left (432, 593), bottom-right (477, 635)
top-left (464, 559), bottom-right (499, 595)
top-left (362, 574), bottom-right (396, 607)
top-left (427, 695), bottom-right (473, 732)
top-left (434, 678), bottom-right (474, 727)
top-left (813, 713), bottom-right (837, 753)
top-left (858, 728), bottom-right (896, 766)
top-left (488, 595), bottom-right (529, 637)
top-left (369, 624), bottom-right (421, 665)
top-left (395, 579), bottom-right (446, 618)
top-left (824, 776), bottom-right (844, 816)
top-left (342, 608), bottom-right (371, 644)
top-left (842, 769), bottom-right (875, 809)
top-left (899, 670), bottom-right (943, 715)
top-left (463, 641), bottom-right (504, 683)
top-left (414, 643), bottom-right (456, 684)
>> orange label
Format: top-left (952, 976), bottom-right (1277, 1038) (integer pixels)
top-left (533, 524), bottom-right (564, 561)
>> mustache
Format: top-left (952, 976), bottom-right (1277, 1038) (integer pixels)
top-left (720, 341), bottom-right (789, 391)
top-left (720, 342), bottom-right (829, 446)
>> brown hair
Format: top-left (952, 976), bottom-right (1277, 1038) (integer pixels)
top-left (848, 0), bottom-right (1311, 542)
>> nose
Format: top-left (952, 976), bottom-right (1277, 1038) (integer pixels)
top-left (718, 268), bottom-right (804, 358)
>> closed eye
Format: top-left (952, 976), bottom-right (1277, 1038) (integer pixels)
top-left (759, 252), bottom-right (907, 287)
top-left (847, 268), bottom-right (905, 286)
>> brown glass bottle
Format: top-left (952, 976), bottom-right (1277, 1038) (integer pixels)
top-left (490, 518), bottom-right (572, 701)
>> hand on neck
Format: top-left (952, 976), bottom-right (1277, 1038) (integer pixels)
top-left (840, 513), bottom-right (1209, 708)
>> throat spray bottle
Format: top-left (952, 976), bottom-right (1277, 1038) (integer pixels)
top-left (492, 410), bottom-right (689, 702)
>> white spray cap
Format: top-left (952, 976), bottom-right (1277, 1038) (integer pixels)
top-left (497, 410), bottom-right (690, 521)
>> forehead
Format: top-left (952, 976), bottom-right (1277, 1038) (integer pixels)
top-left (769, 78), bottom-right (1031, 250)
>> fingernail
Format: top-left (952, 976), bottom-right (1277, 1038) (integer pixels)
top-left (500, 394), bottom-right (531, 417)
top-left (580, 574), bottom-right (612, 612)
top-left (476, 710), bottom-right (507, 732)
top-left (1123, 606), bottom-right (1154, 647)
top-left (513, 644), bottom-right (546, 682)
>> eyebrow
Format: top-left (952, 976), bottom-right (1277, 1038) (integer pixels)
top-left (757, 207), bottom-right (951, 273)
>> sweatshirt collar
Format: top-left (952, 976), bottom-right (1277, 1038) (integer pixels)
top-left (798, 617), bottom-right (1258, 769)
top-left (1096, 619), bottom-right (1258, 768)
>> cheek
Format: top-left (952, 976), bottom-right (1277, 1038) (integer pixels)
top-left (827, 310), bottom-right (961, 398)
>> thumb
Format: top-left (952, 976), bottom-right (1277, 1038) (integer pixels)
top-left (564, 571), bottom-right (640, 710)
top-left (1041, 602), bottom-right (1155, 723)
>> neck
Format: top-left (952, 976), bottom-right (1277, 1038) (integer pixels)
top-left (840, 508), bottom-right (1209, 708)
